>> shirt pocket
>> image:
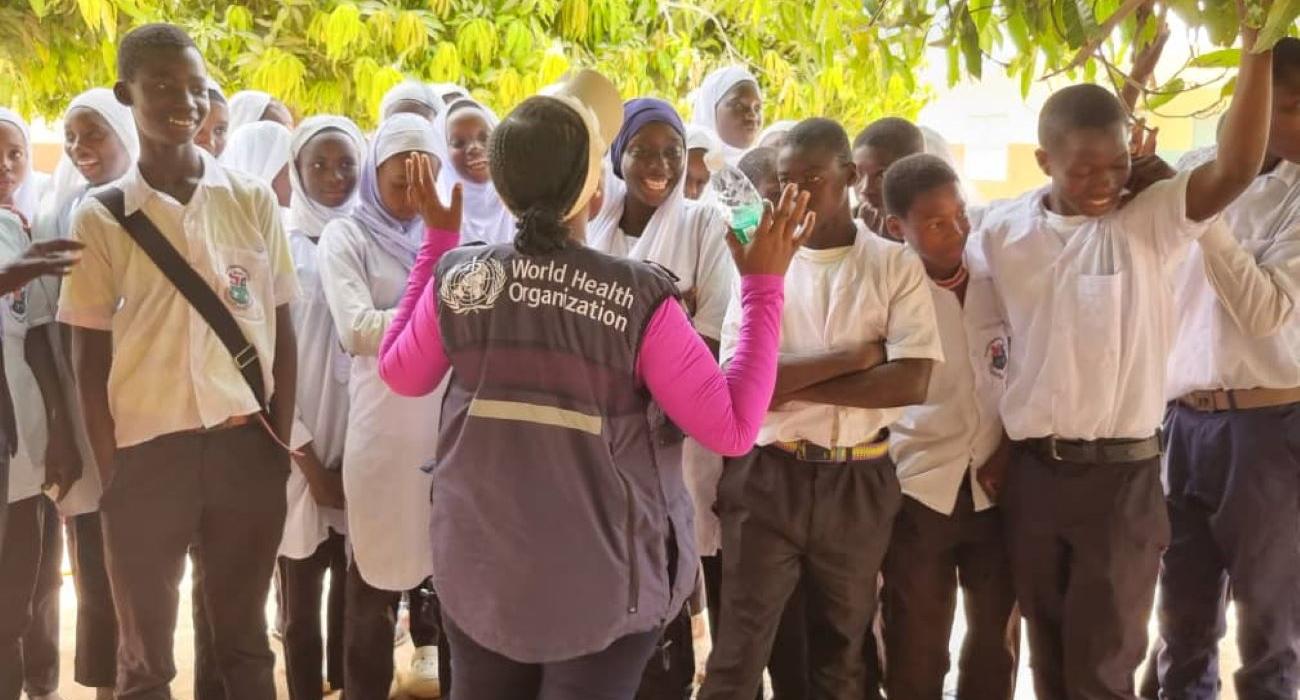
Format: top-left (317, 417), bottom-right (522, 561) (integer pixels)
top-left (213, 245), bottom-right (272, 324)
top-left (1070, 273), bottom-right (1124, 410)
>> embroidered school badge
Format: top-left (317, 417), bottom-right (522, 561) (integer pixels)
top-left (226, 265), bottom-right (252, 310)
top-left (986, 337), bottom-right (1008, 379)
top-left (7, 288), bottom-right (26, 320)
top-left (440, 257), bottom-right (505, 314)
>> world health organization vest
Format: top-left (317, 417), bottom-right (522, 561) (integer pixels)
top-left (431, 241), bottom-right (697, 663)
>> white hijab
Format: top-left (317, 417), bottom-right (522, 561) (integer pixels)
top-left (380, 81), bottom-right (441, 120)
top-left (37, 88), bottom-right (139, 232)
top-left (354, 113), bottom-right (439, 269)
top-left (689, 65), bottom-right (761, 167)
top-left (220, 121), bottom-right (293, 187)
top-left (428, 83), bottom-right (467, 111)
top-left (228, 90), bottom-right (274, 132)
top-left (758, 119), bottom-right (797, 148)
top-left (431, 98), bottom-right (515, 245)
top-left (0, 108), bottom-right (46, 224)
top-left (287, 116), bottom-right (366, 239)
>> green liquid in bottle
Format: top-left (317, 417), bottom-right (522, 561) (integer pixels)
top-left (730, 202), bottom-right (764, 244)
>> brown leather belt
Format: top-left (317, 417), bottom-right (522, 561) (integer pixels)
top-left (1177, 386), bottom-right (1300, 413)
top-left (191, 413), bottom-right (256, 434)
top-left (1022, 434), bottom-right (1162, 464)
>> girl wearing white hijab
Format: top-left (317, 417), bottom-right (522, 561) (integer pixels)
top-left (220, 121), bottom-right (293, 207)
top-left (427, 82), bottom-right (469, 110)
top-left (277, 115), bottom-right (364, 700)
top-left (758, 119), bottom-right (798, 149)
top-left (21, 88), bottom-right (138, 700)
top-left (318, 113), bottom-right (449, 699)
top-left (380, 81), bottom-right (441, 121)
top-left (431, 98), bottom-right (515, 244)
top-left (0, 108), bottom-right (49, 229)
top-left (684, 124), bottom-right (724, 201)
top-left (227, 89), bottom-right (294, 131)
top-left (689, 65), bottom-right (764, 167)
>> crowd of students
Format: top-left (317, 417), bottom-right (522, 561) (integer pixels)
top-left (0, 14), bottom-right (1296, 700)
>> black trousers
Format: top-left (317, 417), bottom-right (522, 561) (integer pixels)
top-left (101, 424), bottom-right (289, 700)
top-left (880, 478), bottom-right (1020, 700)
top-left (67, 511), bottom-right (118, 689)
top-left (700, 447), bottom-right (901, 700)
top-left (344, 564), bottom-right (450, 700)
top-left (0, 494), bottom-right (60, 700)
top-left (279, 529), bottom-right (347, 700)
top-left (1002, 445), bottom-right (1167, 700)
top-left (445, 613), bottom-right (660, 700)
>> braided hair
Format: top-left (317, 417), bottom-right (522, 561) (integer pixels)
top-left (489, 96), bottom-right (591, 255)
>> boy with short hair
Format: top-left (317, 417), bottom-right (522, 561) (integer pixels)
top-left (880, 153), bottom-right (1019, 699)
top-left (57, 23), bottom-right (300, 700)
top-left (737, 146), bottom-right (781, 204)
top-left (700, 118), bottom-right (942, 700)
top-left (1155, 35), bottom-right (1300, 699)
top-left (853, 117), bottom-right (926, 237)
top-left (973, 16), bottom-right (1272, 697)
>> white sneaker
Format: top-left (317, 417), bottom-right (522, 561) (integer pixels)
top-left (403, 645), bottom-right (442, 698)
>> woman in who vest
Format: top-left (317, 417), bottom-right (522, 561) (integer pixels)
top-left (375, 72), bottom-right (814, 700)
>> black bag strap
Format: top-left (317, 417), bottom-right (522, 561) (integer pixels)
top-left (91, 187), bottom-right (268, 411)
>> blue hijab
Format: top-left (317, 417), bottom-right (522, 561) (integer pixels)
top-left (609, 98), bottom-right (685, 178)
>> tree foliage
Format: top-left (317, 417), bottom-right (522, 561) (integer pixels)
top-left (1, 0), bottom-right (1297, 130)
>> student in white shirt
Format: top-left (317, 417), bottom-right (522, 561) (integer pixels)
top-left (318, 113), bottom-right (448, 700)
top-left (227, 89), bottom-right (294, 132)
top-left (430, 98), bottom-right (515, 245)
top-left (278, 115), bottom-right (365, 700)
top-left (972, 18), bottom-right (1273, 697)
top-left (684, 124), bottom-right (722, 201)
top-left (0, 108), bottom-right (50, 229)
top-left (380, 81), bottom-right (442, 122)
top-left (689, 65), bottom-right (763, 167)
top-left (56, 24), bottom-right (300, 700)
top-left (1154, 36), bottom-right (1300, 700)
top-left (880, 153), bottom-right (1018, 700)
top-left (699, 118), bottom-right (942, 700)
top-left (194, 80), bottom-right (229, 158)
top-left (0, 213), bottom-right (84, 700)
top-left (852, 117), bottom-right (925, 239)
top-left (20, 87), bottom-right (139, 700)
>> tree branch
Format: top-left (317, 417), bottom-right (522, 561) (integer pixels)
top-left (1043, 0), bottom-right (1152, 78)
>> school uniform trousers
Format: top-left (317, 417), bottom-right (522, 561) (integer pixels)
top-left (344, 568), bottom-right (451, 700)
top-left (699, 445), bottom-right (902, 700)
top-left (880, 475), bottom-right (1019, 700)
top-left (65, 511), bottom-right (119, 689)
top-left (0, 493), bottom-right (61, 700)
top-left (99, 422), bottom-right (289, 700)
top-left (1001, 440), bottom-right (1168, 700)
top-left (278, 528), bottom-right (347, 698)
top-left (1156, 401), bottom-right (1300, 700)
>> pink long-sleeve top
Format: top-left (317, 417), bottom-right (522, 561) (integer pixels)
top-left (378, 228), bottom-right (783, 456)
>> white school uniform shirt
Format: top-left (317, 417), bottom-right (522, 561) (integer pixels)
top-left (13, 189), bottom-right (106, 514)
top-left (889, 252), bottom-right (1007, 515)
top-left (57, 152), bottom-right (300, 448)
top-left (1166, 158), bottom-right (1300, 399)
top-left (973, 169), bottom-right (1213, 441)
top-left (0, 211), bottom-right (46, 504)
top-left (318, 217), bottom-right (442, 591)
top-left (278, 230), bottom-right (350, 560)
top-left (721, 221), bottom-right (944, 448)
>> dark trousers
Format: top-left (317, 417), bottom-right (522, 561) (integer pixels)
top-left (1156, 403), bottom-right (1300, 700)
top-left (100, 424), bottom-right (289, 700)
top-left (67, 511), bottom-right (119, 688)
top-left (444, 613), bottom-right (660, 700)
top-left (0, 494), bottom-right (60, 700)
top-left (703, 554), bottom-right (812, 700)
top-left (700, 447), bottom-right (901, 700)
top-left (1003, 444), bottom-right (1168, 700)
top-left (881, 478), bottom-right (1020, 700)
top-left (344, 563), bottom-right (450, 700)
top-left (280, 529), bottom-right (347, 700)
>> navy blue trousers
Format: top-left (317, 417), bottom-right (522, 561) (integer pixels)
top-left (1156, 402), bottom-right (1300, 700)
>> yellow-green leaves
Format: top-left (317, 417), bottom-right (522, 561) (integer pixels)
top-left (457, 17), bottom-right (498, 69)
top-left (249, 46), bottom-right (308, 103)
top-left (324, 3), bottom-right (366, 62)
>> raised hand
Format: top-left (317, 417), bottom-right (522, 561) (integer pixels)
top-left (1129, 117), bottom-right (1159, 158)
top-left (727, 184), bottom-right (814, 277)
top-left (406, 152), bottom-right (463, 234)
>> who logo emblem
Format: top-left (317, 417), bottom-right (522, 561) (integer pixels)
top-left (440, 257), bottom-right (506, 314)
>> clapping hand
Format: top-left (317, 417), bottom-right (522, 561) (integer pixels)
top-left (406, 152), bottom-right (463, 235)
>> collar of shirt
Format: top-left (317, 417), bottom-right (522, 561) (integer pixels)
top-left (119, 149), bottom-right (232, 216)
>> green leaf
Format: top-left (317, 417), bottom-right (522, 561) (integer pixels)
top-left (1190, 48), bottom-right (1241, 69)
top-left (1145, 78), bottom-right (1185, 111)
top-left (27, 0), bottom-right (47, 18)
top-left (958, 2), bottom-right (982, 79)
top-left (1220, 75), bottom-right (1238, 98)
top-left (1253, 0), bottom-right (1300, 52)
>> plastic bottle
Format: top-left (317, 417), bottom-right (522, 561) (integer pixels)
top-left (709, 164), bottom-right (765, 244)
